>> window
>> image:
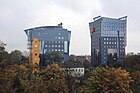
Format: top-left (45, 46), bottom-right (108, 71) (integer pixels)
top-left (79, 69), bottom-right (80, 72)
top-left (35, 45), bottom-right (38, 47)
top-left (52, 45), bottom-right (54, 47)
top-left (35, 58), bottom-right (38, 60)
top-left (64, 41), bottom-right (68, 53)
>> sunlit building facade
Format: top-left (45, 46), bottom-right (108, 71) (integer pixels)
top-left (89, 16), bottom-right (127, 66)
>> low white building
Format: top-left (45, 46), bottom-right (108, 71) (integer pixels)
top-left (63, 67), bottom-right (84, 77)
top-left (56, 62), bottom-right (85, 77)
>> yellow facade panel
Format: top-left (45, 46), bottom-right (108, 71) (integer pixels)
top-left (31, 38), bottom-right (40, 66)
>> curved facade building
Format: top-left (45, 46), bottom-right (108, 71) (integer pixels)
top-left (24, 24), bottom-right (71, 66)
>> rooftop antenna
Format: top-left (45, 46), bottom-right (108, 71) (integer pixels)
top-left (58, 22), bottom-right (63, 27)
top-left (118, 16), bottom-right (127, 20)
top-left (93, 16), bottom-right (101, 21)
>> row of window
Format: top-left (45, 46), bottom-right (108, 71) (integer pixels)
top-left (104, 41), bottom-right (117, 45)
top-left (45, 45), bottom-right (63, 48)
top-left (103, 49), bottom-right (124, 53)
top-left (37, 33), bottom-right (65, 40)
top-left (103, 26), bottom-right (126, 31)
top-left (104, 41), bottom-right (125, 45)
top-left (44, 49), bottom-right (64, 52)
top-left (45, 41), bottom-right (64, 44)
top-left (103, 21), bottom-right (126, 26)
top-left (104, 38), bottom-right (124, 41)
top-left (63, 68), bottom-right (84, 72)
top-left (104, 45), bottom-right (124, 48)
top-left (102, 33), bottom-right (125, 37)
top-left (55, 36), bottom-right (64, 39)
top-left (104, 45), bottom-right (117, 48)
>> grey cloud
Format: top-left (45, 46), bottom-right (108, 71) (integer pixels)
top-left (0, 0), bottom-right (140, 54)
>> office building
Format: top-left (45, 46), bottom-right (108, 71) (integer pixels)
top-left (89, 16), bottom-right (127, 66)
top-left (24, 23), bottom-right (71, 66)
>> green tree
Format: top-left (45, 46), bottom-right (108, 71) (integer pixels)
top-left (125, 55), bottom-right (140, 72)
top-left (10, 50), bottom-right (22, 64)
top-left (69, 54), bottom-right (76, 62)
top-left (45, 52), bottom-right (62, 65)
top-left (87, 67), bottom-right (133, 93)
top-left (83, 59), bottom-right (91, 69)
top-left (124, 55), bottom-right (140, 93)
top-left (0, 41), bottom-right (11, 68)
top-left (130, 71), bottom-right (140, 93)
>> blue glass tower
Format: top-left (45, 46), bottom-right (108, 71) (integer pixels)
top-left (89, 16), bottom-right (127, 66)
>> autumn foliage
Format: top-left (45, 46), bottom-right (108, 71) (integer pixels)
top-left (87, 67), bottom-right (133, 93)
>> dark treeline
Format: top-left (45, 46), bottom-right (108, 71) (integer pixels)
top-left (0, 41), bottom-right (140, 93)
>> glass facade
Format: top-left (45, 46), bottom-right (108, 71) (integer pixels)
top-left (24, 26), bottom-right (71, 65)
top-left (89, 16), bottom-right (127, 66)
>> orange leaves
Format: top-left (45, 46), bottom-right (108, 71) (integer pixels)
top-left (87, 67), bottom-right (133, 93)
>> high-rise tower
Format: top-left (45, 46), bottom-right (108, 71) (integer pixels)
top-left (89, 16), bottom-right (127, 66)
top-left (24, 24), bottom-right (71, 66)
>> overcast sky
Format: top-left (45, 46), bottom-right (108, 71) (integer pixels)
top-left (0, 0), bottom-right (140, 55)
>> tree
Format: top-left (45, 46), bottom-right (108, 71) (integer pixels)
top-left (0, 41), bottom-right (10, 68)
top-left (83, 59), bottom-right (91, 69)
top-left (44, 52), bottom-right (62, 66)
top-left (0, 40), bottom-right (6, 52)
top-left (125, 55), bottom-right (140, 72)
top-left (130, 71), bottom-right (140, 93)
top-left (124, 55), bottom-right (140, 93)
top-left (0, 63), bottom-right (16, 93)
top-left (69, 54), bottom-right (76, 62)
top-left (40, 64), bottom-right (68, 93)
top-left (87, 67), bottom-right (133, 93)
top-left (10, 50), bottom-right (22, 64)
